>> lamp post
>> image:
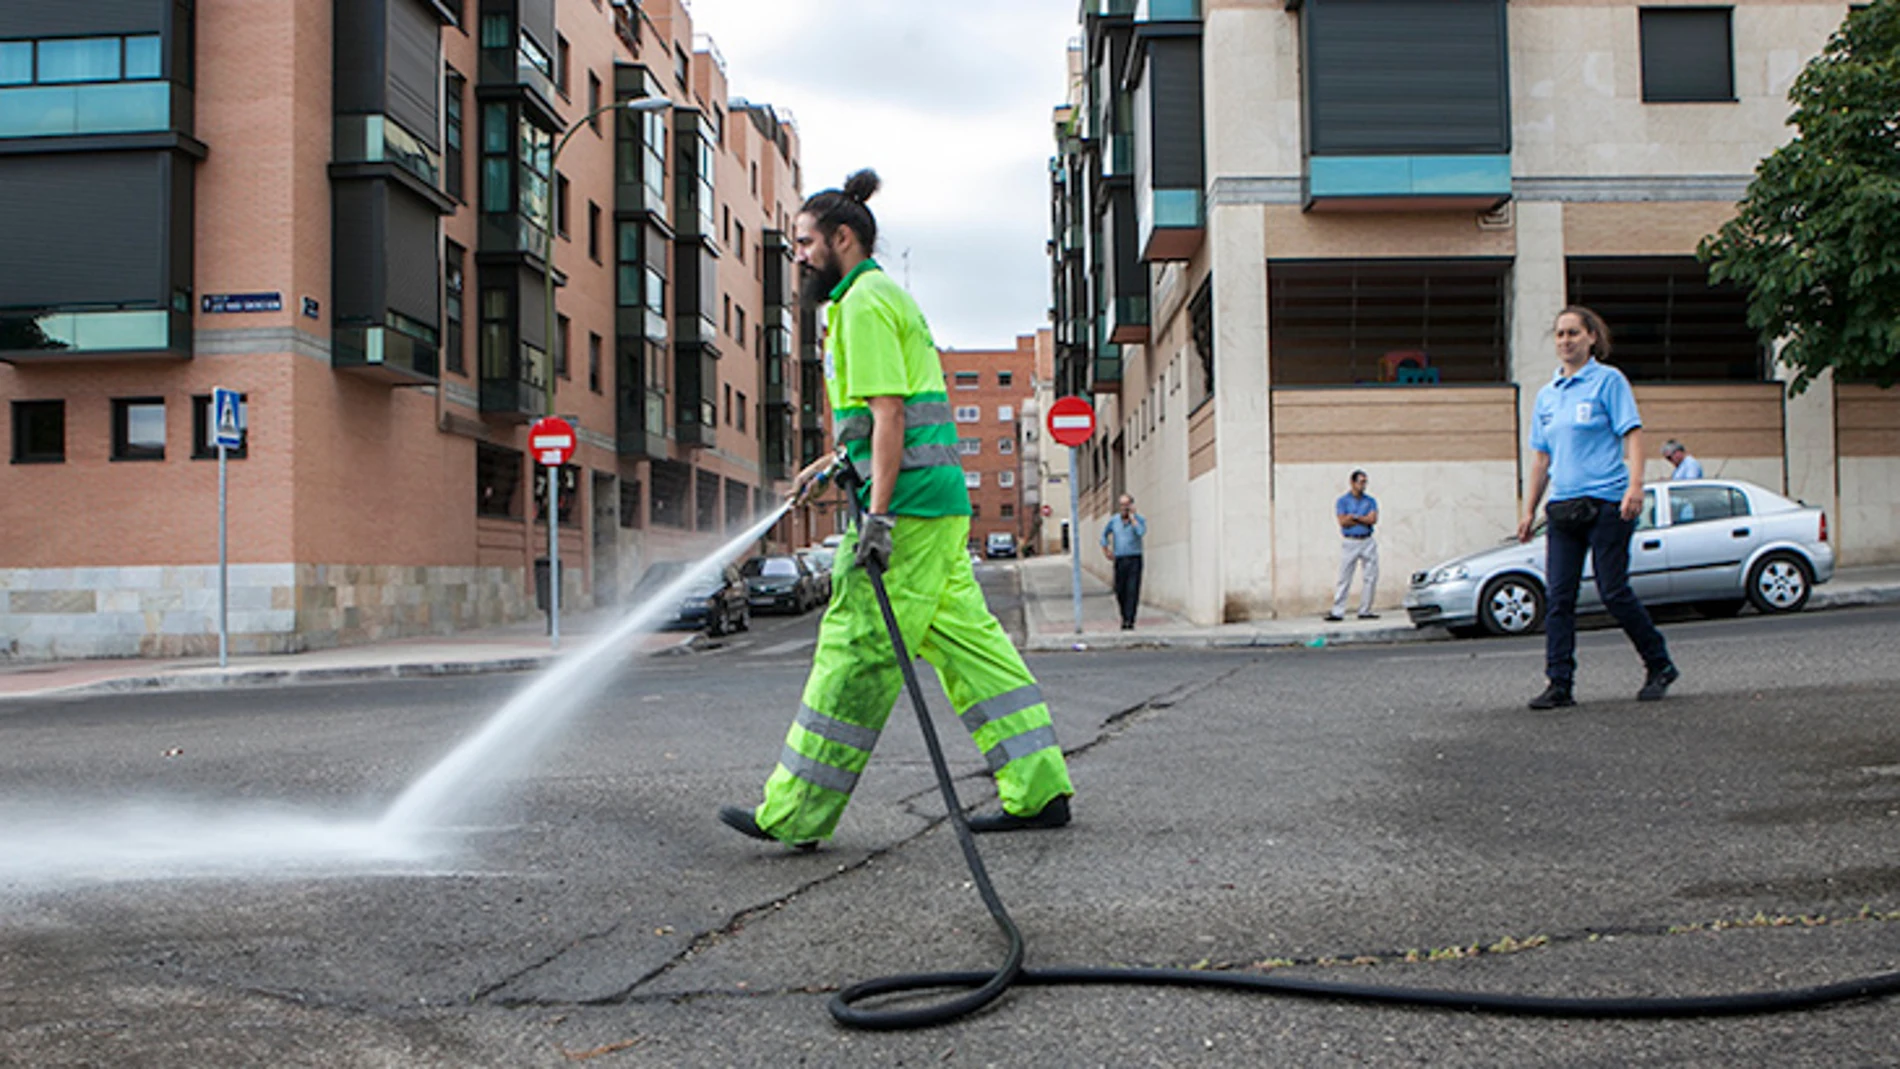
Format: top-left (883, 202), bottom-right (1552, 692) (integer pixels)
top-left (539, 94), bottom-right (669, 646)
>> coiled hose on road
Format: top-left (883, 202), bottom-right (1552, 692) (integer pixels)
top-left (832, 555), bottom-right (1900, 1031)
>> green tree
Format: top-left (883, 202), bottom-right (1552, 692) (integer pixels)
top-left (1699, 1), bottom-right (1900, 393)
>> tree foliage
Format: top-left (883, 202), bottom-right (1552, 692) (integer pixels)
top-left (1698, 1), bottom-right (1900, 394)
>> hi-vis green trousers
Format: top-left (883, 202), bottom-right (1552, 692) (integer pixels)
top-left (752, 515), bottom-right (1073, 843)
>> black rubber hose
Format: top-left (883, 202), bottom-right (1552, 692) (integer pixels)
top-left (830, 552), bottom-right (1900, 1029)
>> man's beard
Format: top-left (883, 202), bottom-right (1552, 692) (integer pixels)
top-left (799, 260), bottom-right (843, 310)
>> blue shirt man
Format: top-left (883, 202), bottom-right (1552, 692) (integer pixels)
top-left (1101, 494), bottom-right (1146, 630)
top-left (1329, 470), bottom-right (1380, 619)
top-left (1528, 358), bottom-right (1643, 502)
top-left (1664, 439), bottom-right (1704, 480)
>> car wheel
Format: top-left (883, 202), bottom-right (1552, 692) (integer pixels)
top-left (1478, 575), bottom-right (1545, 636)
top-left (1693, 599), bottom-right (1746, 619)
top-left (1746, 553), bottom-right (1812, 614)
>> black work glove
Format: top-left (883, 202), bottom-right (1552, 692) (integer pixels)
top-left (855, 513), bottom-right (895, 573)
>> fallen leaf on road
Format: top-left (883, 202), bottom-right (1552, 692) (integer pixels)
top-left (559, 1038), bottom-right (643, 1060)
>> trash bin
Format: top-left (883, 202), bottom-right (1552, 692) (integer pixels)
top-left (534, 557), bottom-right (561, 611)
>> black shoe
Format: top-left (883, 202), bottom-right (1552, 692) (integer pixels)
top-left (1324, 614), bottom-right (1344, 622)
top-left (968, 795), bottom-right (1071, 834)
top-left (1357, 613), bottom-right (1380, 620)
top-left (1528, 681), bottom-right (1575, 709)
top-left (719, 806), bottom-right (818, 850)
top-left (1120, 621), bottom-right (1134, 630)
top-left (1638, 663), bottom-right (1680, 702)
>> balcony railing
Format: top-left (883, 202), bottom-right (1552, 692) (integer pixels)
top-left (0, 82), bottom-right (171, 139)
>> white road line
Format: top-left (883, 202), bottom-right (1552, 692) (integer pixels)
top-left (758, 638), bottom-right (817, 657)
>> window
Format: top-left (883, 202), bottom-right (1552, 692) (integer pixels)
top-left (557, 313), bottom-right (570, 379)
top-left (588, 331), bottom-right (602, 393)
top-left (998, 371), bottom-right (1013, 387)
top-left (971, 504), bottom-right (981, 519)
top-left (1669, 485), bottom-right (1747, 525)
top-left (998, 470), bottom-right (1015, 488)
top-left (965, 471), bottom-right (982, 488)
top-left (723, 293), bottom-right (731, 333)
top-left (1566, 257), bottom-right (1765, 381)
top-left (998, 404), bottom-right (1014, 422)
top-left (736, 391), bottom-right (747, 432)
top-left (954, 371), bottom-right (980, 390)
top-left (957, 437), bottom-right (982, 456)
top-left (480, 287), bottom-right (511, 379)
top-left (1640, 8), bottom-right (1734, 103)
top-left (954, 405), bottom-right (980, 423)
top-left (1189, 277), bottom-right (1215, 403)
top-left (556, 172), bottom-right (570, 237)
top-left (587, 71), bottom-right (602, 131)
top-left (1266, 259), bottom-right (1511, 385)
top-left (38, 38), bottom-right (124, 83)
top-left (998, 438), bottom-right (1014, 455)
top-left (444, 70), bottom-right (465, 201)
top-left (674, 44), bottom-right (689, 89)
top-left (534, 463), bottom-right (581, 526)
top-left (11, 400), bottom-right (63, 463)
top-left (1000, 503), bottom-right (1015, 519)
top-left (735, 306), bottom-right (746, 345)
top-left (587, 201), bottom-right (601, 262)
top-left (111, 398), bottom-right (165, 461)
top-left (555, 34), bottom-right (570, 97)
top-left (724, 383), bottom-right (733, 424)
top-left (480, 102), bottom-right (511, 213)
top-left (190, 394), bottom-right (248, 459)
top-left (735, 222), bottom-right (746, 262)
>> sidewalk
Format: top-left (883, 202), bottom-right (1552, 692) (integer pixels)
top-left (1014, 554), bottom-right (1900, 654)
top-left (5, 559), bottom-right (1898, 701)
top-left (0, 610), bottom-right (698, 702)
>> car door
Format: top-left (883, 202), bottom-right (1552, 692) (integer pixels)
top-left (1656, 484), bottom-right (1757, 598)
top-left (1579, 489), bottom-right (1666, 609)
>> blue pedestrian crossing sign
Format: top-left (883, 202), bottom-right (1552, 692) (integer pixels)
top-left (211, 387), bottom-right (244, 449)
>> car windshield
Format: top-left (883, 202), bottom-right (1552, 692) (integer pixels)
top-left (743, 557), bottom-right (799, 578)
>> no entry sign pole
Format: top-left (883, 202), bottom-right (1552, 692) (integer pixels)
top-left (530, 416), bottom-right (577, 650)
top-left (1046, 396), bottom-right (1097, 635)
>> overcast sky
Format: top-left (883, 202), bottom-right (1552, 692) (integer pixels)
top-left (685, 0), bottom-right (1081, 350)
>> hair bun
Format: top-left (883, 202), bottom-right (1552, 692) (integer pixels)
top-left (842, 169), bottom-right (881, 204)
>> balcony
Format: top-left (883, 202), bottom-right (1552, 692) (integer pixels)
top-left (1131, 14), bottom-right (1204, 261)
top-left (673, 110), bottom-right (717, 240)
top-left (480, 342), bottom-right (548, 421)
top-left (477, 13), bottom-right (560, 128)
top-left (1299, 0), bottom-right (1511, 212)
top-left (763, 229), bottom-right (794, 311)
top-left (334, 313), bottom-right (440, 384)
top-left (616, 335), bottom-right (669, 459)
top-left (763, 402), bottom-right (794, 480)
top-left (0, 308), bottom-right (188, 363)
top-left (0, 82), bottom-right (175, 140)
top-left (1107, 296), bottom-right (1150, 346)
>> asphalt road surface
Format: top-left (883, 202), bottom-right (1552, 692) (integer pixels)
top-left (2, 600), bottom-right (1897, 1067)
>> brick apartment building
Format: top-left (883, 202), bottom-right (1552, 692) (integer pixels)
top-left (0, 0), bottom-right (829, 659)
top-left (940, 337), bottom-right (1036, 556)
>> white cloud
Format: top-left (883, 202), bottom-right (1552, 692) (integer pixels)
top-left (686, 0), bottom-right (1079, 347)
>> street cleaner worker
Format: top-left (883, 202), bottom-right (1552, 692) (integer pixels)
top-left (720, 170), bottom-right (1074, 846)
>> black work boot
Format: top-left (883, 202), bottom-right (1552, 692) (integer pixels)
top-left (1637, 663), bottom-right (1680, 702)
top-left (719, 806), bottom-right (818, 850)
top-left (1528, 680), bottom-right (1575, 710)
top-left (968, 795), bottom-right (1071, 834)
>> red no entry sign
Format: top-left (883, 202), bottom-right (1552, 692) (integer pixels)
top-left (1046, 396), bottom-right (1096, 447)
top-left (529, 416), bottom-right (576, 466)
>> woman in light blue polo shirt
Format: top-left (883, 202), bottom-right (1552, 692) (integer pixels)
top-left (1517, 306), bottom-right (1678, 709)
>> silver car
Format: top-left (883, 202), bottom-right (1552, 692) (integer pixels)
top-left (1404, 479), bottom-right (1834, 636)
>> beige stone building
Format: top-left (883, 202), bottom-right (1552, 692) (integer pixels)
top-left (1, 0), bottom-right (823, 659)
top-left (1051, 0), bottom-right (1899, 626)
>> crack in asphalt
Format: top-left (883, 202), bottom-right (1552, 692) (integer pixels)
top-left (478, 660), bottom-right (1260, 1010)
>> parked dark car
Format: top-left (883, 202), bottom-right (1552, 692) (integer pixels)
top-left (632, 560), bottom-right (750, 636)
top-left (796, 547), bottom-right (835, 601)
top-left (742, 555), bottom-right (823, 614)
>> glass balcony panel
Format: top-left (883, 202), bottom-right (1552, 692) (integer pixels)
top-left (335, 114), bottom-right (443, 188)
top-left (3, 309), bottom-right (169, 353)
top-left (0, 83), bottom-right (170, 138)
top-left (1137, 0), bottom-right (1200, 21)
top-left (1, 42), bottom-right (33, 85)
